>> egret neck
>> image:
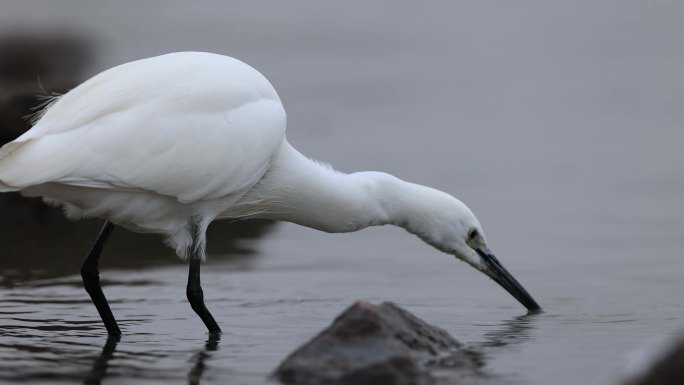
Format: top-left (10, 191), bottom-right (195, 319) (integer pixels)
top-left (230, 140), bottom-right (459, 241)
top-left (229, 141), bottom-right (394, 232)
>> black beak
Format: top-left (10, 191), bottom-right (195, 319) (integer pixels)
top-left (476, 247), bottom-right (542, 312)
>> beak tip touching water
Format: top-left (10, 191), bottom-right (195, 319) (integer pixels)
top-left (475, 247), bottom-right (542, 313)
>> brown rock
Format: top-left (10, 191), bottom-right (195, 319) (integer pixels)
top-left (275, 301), bottom-right (479, 385)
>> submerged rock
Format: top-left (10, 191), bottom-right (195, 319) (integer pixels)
top-left (275, 301), bottom-right (480, 385)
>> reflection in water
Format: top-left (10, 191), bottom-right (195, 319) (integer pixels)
top-left (430, 314), bottom-right (540, 383)
top-left (431, 314), bottom-right (540, 384)
top-left (479, 313), bottom-right (540, 350)
top-left (188, 334), bottom-right (221, 385)
top-left (78, 334), bottom-right (222, 385)
top-left (83, 335), bottom-right (120, 385)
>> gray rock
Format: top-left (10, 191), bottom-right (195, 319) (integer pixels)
top-left (609, 334), bottom-right (684, 385)
top-left (275, 301), bottom-right (479, 385)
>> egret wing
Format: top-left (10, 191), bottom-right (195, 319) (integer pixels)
top-left (0, 52), bottom-right (287, 202)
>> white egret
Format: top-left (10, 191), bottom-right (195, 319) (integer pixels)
top-left (0, 52), bottom-right (540, 335)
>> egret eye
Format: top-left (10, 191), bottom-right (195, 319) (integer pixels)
top-left (468, 229), bottom-right (479, 240)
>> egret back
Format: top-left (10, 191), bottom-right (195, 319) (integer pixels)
top-left (0, 52), bottom-right (287, 256)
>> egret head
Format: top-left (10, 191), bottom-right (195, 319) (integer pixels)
top-left (403, 189), bottom-right (541, 312)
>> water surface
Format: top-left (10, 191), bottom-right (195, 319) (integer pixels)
top-left (1, 1), bottom-right (683, 384)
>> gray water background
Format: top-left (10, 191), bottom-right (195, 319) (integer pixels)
top-left (0, 1), bottom-right (683, 384)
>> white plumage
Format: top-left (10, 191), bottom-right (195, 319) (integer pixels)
top-left (0, 52), bottom-right (539, 334)
top-left (1, 52), bottom-right (285, 257)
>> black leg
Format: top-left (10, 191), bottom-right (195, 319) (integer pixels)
top-left (81, 221), bottom-right (120, 336)
top-left (186, 230), bottom-right (221, 334)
